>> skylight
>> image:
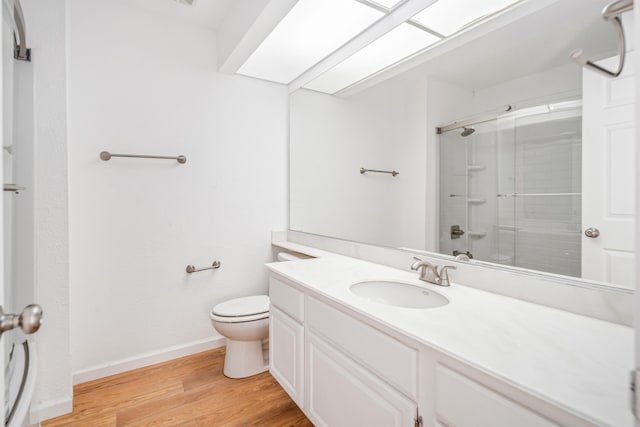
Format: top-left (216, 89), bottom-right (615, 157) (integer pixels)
top-left (303, 23), bottom-right (439, 94)
top-left (235, 0), bottom-right (525, 94)
top-left (237, 0), bottom-right (383, 84)
top-left (412, 0), bottom-right (519, 36)
top-left (368, 0), bottom-right (405, 9)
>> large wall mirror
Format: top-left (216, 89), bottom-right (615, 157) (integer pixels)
top-left (289, 0), bottom-right (635, 289)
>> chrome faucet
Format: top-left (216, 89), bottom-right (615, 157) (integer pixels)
top-left (411, 258), bottom-right (439, 283)
top-left (411, 257), bottom-right (457, 287)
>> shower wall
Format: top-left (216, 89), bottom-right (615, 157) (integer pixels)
top-left (439, 121), bottom-right (498, 263)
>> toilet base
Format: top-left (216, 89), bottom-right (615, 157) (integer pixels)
top-left (223, 339), bottom-right (268, 379)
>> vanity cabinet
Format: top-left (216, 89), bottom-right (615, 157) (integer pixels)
top-left (269, 277), bottom-right (305, 407)
top-left (269, 275), bottom-right (419, 426)
top-left (269, 272), bottom-right (595, 427)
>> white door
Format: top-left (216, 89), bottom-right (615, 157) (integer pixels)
top-left (635, 5), bottom-right (640, 427)
top-left (1, 0), bottom-right (10, 423)
top-left (582, 55), bottom-right (636, 287)
top-left (2, 2), bottom-right (42, 425)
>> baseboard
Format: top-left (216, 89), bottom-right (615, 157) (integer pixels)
top-left (30, 396), bottom-right (73, 424)
top-left (72, 336), bottom-right (226, 385)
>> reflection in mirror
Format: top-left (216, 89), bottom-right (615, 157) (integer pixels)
top-left (289, 0), bottom-right (635, 289)
top-left (439, 100), bottom-right (583, 279)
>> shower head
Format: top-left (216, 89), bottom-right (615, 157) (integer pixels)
top-left (461, 127), bottom-right (475, 137)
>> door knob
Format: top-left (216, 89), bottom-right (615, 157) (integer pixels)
top-left (0, 304), bottom-right (43, 336)
top-left (584, 227), bottom-right (600, 238)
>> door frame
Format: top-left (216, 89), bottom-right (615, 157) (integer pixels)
top-left (634, 3), bottom-right (640, 427)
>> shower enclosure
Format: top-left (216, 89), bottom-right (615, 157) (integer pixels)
top-left (439, 100), bottom-right (582, 278)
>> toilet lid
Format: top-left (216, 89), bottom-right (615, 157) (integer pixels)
top-left (212, 295), bottom-right (270, 317)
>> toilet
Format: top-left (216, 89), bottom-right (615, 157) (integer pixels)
top-left (210, 252), bottom-right (304, 378)
top-left (210, 295), bottom-right (270, 378)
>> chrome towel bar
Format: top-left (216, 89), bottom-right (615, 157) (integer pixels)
top-left (100, 151), bottom-right (187, 164)
top-left (186, 261), bottom-right (221, 274)
top-left (13, 0), bottom-right (30, 61)
top-left (571, 0), bottom-right (633, 78)
top-left (497, 192), bottom-right (582, 197)
top-left (360, 167), bottom-right (399, 177)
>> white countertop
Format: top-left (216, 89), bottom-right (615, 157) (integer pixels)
top-left (266, 245), bottom-right (634, 427)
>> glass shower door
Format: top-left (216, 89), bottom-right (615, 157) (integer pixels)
top-left (509, 102), bottom-right (582, 276)
top-left (439, 100), bottom-right (582, 278)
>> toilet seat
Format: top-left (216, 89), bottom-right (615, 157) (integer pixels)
top-left (210, 295), bottom-right (270, 323)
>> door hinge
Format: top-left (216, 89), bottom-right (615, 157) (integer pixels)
top-left (631, 369), bottom-right (640, 419)
top-left (414, 409), bottom-right (423, 427)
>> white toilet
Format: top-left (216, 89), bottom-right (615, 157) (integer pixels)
top-left (209, 251), bottom-right (305, 378)
top-left (210, 295), bottom-right (270, 378)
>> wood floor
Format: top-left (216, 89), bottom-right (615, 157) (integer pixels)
top-left (43, 347), bottom-right (313, 426)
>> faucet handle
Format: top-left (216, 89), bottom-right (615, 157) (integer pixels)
top-left (438, 265), bottom-right (457, 287)
top-left (411, 258), bottom-right (439, 283)
top-left (410, 257), bottom-right (431, 271)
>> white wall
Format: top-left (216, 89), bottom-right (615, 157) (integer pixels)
top-left (67, 0), bottom-right (287, 384)
top-left (290, 79), bottom-right (426, 250)
top-left (19, 0), bottom-right (73, 421)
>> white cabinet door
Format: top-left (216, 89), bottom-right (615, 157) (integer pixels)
top-left (269, 306), bottom-right (304, 408)
top-left (582, 55), bottom-right (635, 286)
top-left (307, 333), bottom-right (417, 427)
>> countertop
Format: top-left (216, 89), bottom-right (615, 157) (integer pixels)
top-left (266, 243), bottom-right (634, 427)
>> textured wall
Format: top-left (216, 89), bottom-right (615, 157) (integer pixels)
top-left (67, 0), bottom-right (288, 383)
top-left (20, 0), bottom-right (73, 421)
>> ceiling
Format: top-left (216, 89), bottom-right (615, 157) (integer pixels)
top-left (236, 0), bottom-right (532, 93)
top-left (124, 0), bottom-right (621, 95)
top-left (130, 0), bottom-right (234, 31)
top-left (408, 0), bottom-right (616, 91)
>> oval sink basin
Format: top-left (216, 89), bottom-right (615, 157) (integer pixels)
top-left (349, 281), bottom-right (449, 309)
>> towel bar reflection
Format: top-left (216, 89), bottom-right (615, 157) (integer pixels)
top-left (570, 0), bottom-right (634, 78)
top-left (186, 261), bottom-right (221, 274)
top-left (100, 151), bottom-right (187, 164)
top-left (360, 168), bottom-right (399, 177)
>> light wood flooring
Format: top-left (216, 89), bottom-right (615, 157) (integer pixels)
top-left (43, 347), bottom-right (313, 426)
